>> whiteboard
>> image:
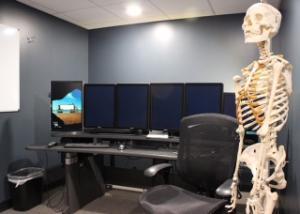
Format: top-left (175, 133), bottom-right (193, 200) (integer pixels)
top-left (0, 24), bottom-right (20, 112)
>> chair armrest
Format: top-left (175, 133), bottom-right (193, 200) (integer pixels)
top-left (215, 179), bottom-right (232, 198)
top-left (144, 163), bottom-right (173, 177)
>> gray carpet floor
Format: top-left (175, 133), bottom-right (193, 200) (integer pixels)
top-left (2, 187), bottom-right (247, 214)
top-left (2, 188), bottom-right (145, 214)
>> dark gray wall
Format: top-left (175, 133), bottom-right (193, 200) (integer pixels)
top-left (0, 0), bottom-right (88, 203)
top-left (279, 1), bottom-right (300, 213)
top-left (89, 15), bottom-right (280, 92)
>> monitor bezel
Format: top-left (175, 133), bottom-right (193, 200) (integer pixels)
top-left (184, 83), bottom-right (224, 116)
top-left (51, 80), bottom-right (83, 132)
top-left (223, 92), bottom-right (236, 118)
top-left (149, 83), bottom-right (184, 134)
top-left (83, 83), bottom-right (116, 129)
top-left (115, 83), bottom-right (150, 131)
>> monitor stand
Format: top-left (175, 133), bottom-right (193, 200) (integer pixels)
top-left (146, 130), bottom-right (169, 139)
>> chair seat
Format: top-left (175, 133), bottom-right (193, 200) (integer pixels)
top-left (139, 185), bottom-right (226, 214)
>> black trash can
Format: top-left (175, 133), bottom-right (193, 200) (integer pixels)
top-left (7, 167), bottom-right (45, 211)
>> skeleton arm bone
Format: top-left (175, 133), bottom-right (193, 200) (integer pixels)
top-left (226, 125), bottom-right (245, 212)
top-left (257, 62), bottom-right (284, 137)
top-left (282, 64), bottom-right (293, 95)
top-left (233, 62), bottom-right (255, 98)
top-left (233, 75), bottom-right (242, 98)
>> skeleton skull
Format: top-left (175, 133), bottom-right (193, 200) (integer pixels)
top-left (242, 3), bottom-right (282, 43)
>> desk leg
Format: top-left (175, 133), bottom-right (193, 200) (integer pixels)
top-left (65, 153), bottom-right (105, 214)
top-left (65, 153), bottom-right (80, 214)
top-left (87, 156), bottom-right (106, 193)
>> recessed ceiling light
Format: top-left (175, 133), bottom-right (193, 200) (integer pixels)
top-left (126, 4), bottom-right (142, 17)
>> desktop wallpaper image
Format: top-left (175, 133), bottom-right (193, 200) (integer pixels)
top-left (51, 81), bottom-right (82, 131)
top-left (52, 89), bottom-right (82, 125)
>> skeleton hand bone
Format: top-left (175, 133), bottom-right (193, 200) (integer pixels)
top-left (226, 180), bottom-right (239, 212)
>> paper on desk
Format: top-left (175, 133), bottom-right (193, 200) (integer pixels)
top-left (146, 133), bottom-right (169, 139)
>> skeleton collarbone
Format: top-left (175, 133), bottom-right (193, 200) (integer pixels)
top-left (236, 55), bottom-right (290, 133)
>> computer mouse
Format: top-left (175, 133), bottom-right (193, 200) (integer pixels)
top-left (118, 144), bottom-right (125, 150)
top-left (48, 141), bottom-right (58, 148)
top-left (136, 129), bottom-right (143, 135)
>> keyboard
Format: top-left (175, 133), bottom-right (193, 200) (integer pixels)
top-left (64, 143), bottom-right (110, 148)
top-left (84, 128), bottom-right (133, 134)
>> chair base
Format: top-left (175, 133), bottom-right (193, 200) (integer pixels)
top-left (139, 185), bottom-right (227, 214)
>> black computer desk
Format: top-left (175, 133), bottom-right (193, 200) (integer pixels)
top-left (26, 132), bottom-right (179, 214)
top-left (27, 144), bottom-right (178, 160)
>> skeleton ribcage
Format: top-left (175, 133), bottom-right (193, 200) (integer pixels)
top-left (236, 61), bottom-right (289, 133)
top-left (237, 64), bottom-right (270, 131)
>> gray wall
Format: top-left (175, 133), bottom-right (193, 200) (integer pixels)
top-left (279, 1), bottom-right (300, 213)
top-left (89, 15), bottom-right (280, 92)
top-left (0, 0), bottom-right (88, 203)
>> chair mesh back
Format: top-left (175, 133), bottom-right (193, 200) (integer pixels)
top-left (177, 113), bottom-right (239, 193)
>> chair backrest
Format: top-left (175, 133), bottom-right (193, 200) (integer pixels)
top-left (177, 113), bottom-right (238, 193)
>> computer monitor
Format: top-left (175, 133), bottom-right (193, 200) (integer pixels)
top-left (223, 92), bottom-right (236, 118)
top-left (150, 83), bottom-right (184, 133)
top-left (51, 81), bottom-right (83, 131)
top-left (84, 84), bottom-right (115, 128)
top-left (185, 83), bottom-right (223, 116)
top-left (116, 84), bottom-right (149, 130)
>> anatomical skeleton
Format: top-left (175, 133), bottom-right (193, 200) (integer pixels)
top-left (227, 2), bottom-right (292, 214)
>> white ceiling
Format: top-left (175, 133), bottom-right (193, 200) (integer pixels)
top-left (16, 0), bottom-right (282, 30)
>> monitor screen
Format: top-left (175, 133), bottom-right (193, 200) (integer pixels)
top-left (185, 83), bottom-right (223, 116)
top-left (84, 84), bottom-right (115, 128)
top-left (150, 84), bottom-right (184, 131)
top-left (51, 81), bottom-right (82, 131)
top-left (223, 93), bottom-right (236, 118)
top-left (116, 84), bottom-right (149, 129)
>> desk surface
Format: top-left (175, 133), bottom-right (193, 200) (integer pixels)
top-left (26, 144), bottom-right (178, 160)
top-left (51, 131), bottom-right (179, 143)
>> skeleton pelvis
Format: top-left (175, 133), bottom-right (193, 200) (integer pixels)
top-left (240, 143), bottom-right (263, 178)
top-left (240, 142), bottom-right (287, 188)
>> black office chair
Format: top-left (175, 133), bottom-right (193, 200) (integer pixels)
top-left (139, 113), bottom-right (239, 214)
